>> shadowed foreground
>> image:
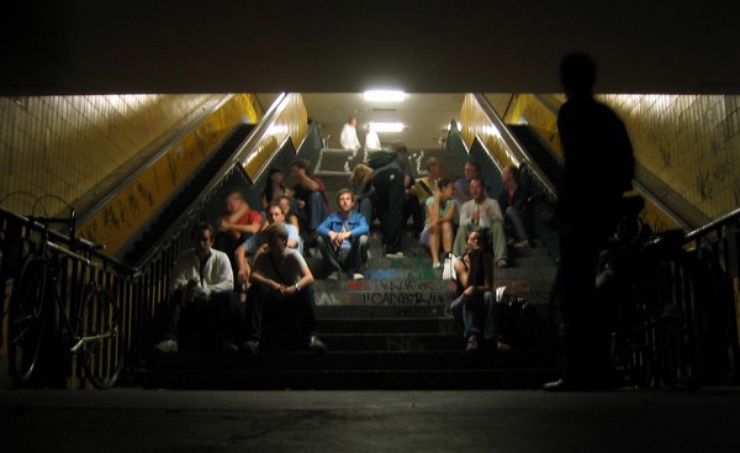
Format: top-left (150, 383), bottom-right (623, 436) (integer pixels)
top-left (3, 388), bottom-right (740, 452)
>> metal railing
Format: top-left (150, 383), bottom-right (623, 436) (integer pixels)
top-left (1, 206), bottom-right (138, 387)
top-left (1, 93), bottom-right (311, 387)
top-left (467, 92), bottom-right (740, 384)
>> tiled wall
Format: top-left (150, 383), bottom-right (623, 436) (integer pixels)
top-left (0, 94), bottom-right (214, 215)
top-left (77, 94), bottom-right (262, 255)
top-left (503, 93), bottom-right (740, 222)
top-left (602, 95), bottom-right (740, 221)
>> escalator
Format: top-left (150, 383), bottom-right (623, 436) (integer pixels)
top-left (507, 125), bottom-right (563, 194)
top-left (122, 123), bottom-right (254, 265)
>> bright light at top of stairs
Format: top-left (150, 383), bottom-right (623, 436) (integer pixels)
top-left (363, 90), bottom-right (406, 102)
top-left (371, 121), bottom-right (405, 133)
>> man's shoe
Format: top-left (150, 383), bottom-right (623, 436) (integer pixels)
top-left (224, 340), bottom-right (239, 353)
top-left (542, 378), bottom-right (610, 392)
top-left (352, 273), bottom-right (365, 281)
top-left (495, 259), bottom-right (508, 268)
top-left (308, 336), bottom-right (327, 352)
top-left (386, 251), bottom-right (404, 258)
top-left (465, 335), bottom-right (479, 352)
top-left (242, 340), bottom-right (260, 354)
top-left (513, 239), bottom-right (530, 249)
top-left (154, 339), bottom-right (178, 353)
top-left (327, 271), bottom-right (340, 280)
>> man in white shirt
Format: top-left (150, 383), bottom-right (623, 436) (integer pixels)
top-left (452, 178), bottom-right (509, 267)
top-left (340, 117), bottom-right (361, 151)
top-left (155, 222), bottom-right (239, 353)
top-left (364, 123), bottom-right (381, 151)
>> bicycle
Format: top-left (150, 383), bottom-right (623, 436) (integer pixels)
top-left (598, 199), bottom-right (709, 389)
top-left (8, 207), bottom-right (124, 389)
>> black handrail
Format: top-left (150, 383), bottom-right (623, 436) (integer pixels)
top-left (687, 207), bottom-right (740, 242)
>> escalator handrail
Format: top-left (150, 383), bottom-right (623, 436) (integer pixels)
top-left (132, 94), bottom-right (292, 268)
top-left (77, 94), bottom-right (235, 226)
top-left (230, 92), bottom-right (293, 184)
top-left (472, 93), bottom-right (559, 199)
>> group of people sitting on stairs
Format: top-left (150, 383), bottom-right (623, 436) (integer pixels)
top-left (154, 138), bottom-right (534, 356)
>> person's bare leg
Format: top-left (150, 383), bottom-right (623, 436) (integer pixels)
top-left (441, 222), bottom-right (453, 256)
top-left (429, 227), bottom-right (440, 264)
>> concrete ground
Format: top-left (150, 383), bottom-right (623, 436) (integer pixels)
top-left (3, 387), bottom-right (740, 452)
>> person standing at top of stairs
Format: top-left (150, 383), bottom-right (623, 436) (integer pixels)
top-left (340, 117), bottom-right (361, 152)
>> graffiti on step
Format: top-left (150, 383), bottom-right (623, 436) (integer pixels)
top-left (374, 280), bottom-right (456, 292)
top-left (314, 291), bottom-right (341, 306)
top-left (364, 291), bottom-right (453, 306)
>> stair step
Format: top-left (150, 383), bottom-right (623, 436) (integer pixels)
top-left (316, 305), bottom-right (449, 319)
top-left (143, 349), bottom-right (560, 371)
top-left (319, 333), bottom-right (464, 351)
top-left (313, 290), bottom-right (456, 307)
top-left (319, 318), bottom-right (454, 334)
top-left (137, 367), bottom-right (560, 390)
top-left (313, 279), bottom-right (457, 292)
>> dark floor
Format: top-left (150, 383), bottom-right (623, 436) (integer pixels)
top-left (3, 386), bottom-right (740, 452)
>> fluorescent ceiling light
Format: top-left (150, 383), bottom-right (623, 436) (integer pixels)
top-left (371, 121), bottom-right (404, 133)
top-left (363, 90), bottom-right (406, 102)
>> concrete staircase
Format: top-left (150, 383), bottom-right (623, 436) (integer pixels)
top-left (137, 147), bottom-right (562, 389)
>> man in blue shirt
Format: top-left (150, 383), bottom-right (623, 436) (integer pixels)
top-left (317, 188), bottom-right (370, 280)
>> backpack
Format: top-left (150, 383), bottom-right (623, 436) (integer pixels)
top-left (367, 150), bottom-right (398, 170)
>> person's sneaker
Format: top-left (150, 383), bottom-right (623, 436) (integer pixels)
top-left (465, 335), bottom-right (479, 353)
top-left (432, 261), bottom-right (441, 269)
top-left (308, 335), bottom-right (327, 352)
top-left (154, 339), bottom-right (178, 353)
top-left (242, 340), bottom-right (260, 354)
top-left (497, 341), bottom-right (512, 352)
top-left (495, 259), bottom-right (508, 268)
top-left (386, 251), bottom-right (404, 258)
top-left (513, 239), bottom-right (530, 249)
top-left (224, 340), bottom-right (239, 353)
top-left (352, 273), bottom-right (365, 281)
top-left (327, 271), bottom-right (340, 280)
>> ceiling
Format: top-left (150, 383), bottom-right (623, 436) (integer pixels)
top-left (5, 1), bottom-right (737, 153)
top-left (2, 1), bottom-right (739, 96)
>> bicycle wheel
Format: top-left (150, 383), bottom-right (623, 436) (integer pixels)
top-left (77, 286), bottom-right (124, 389)
top-left (8, 258), bottom-right (47, 384)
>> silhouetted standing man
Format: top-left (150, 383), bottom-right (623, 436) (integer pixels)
top-left (545, 53), bottom-right (635, 391)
